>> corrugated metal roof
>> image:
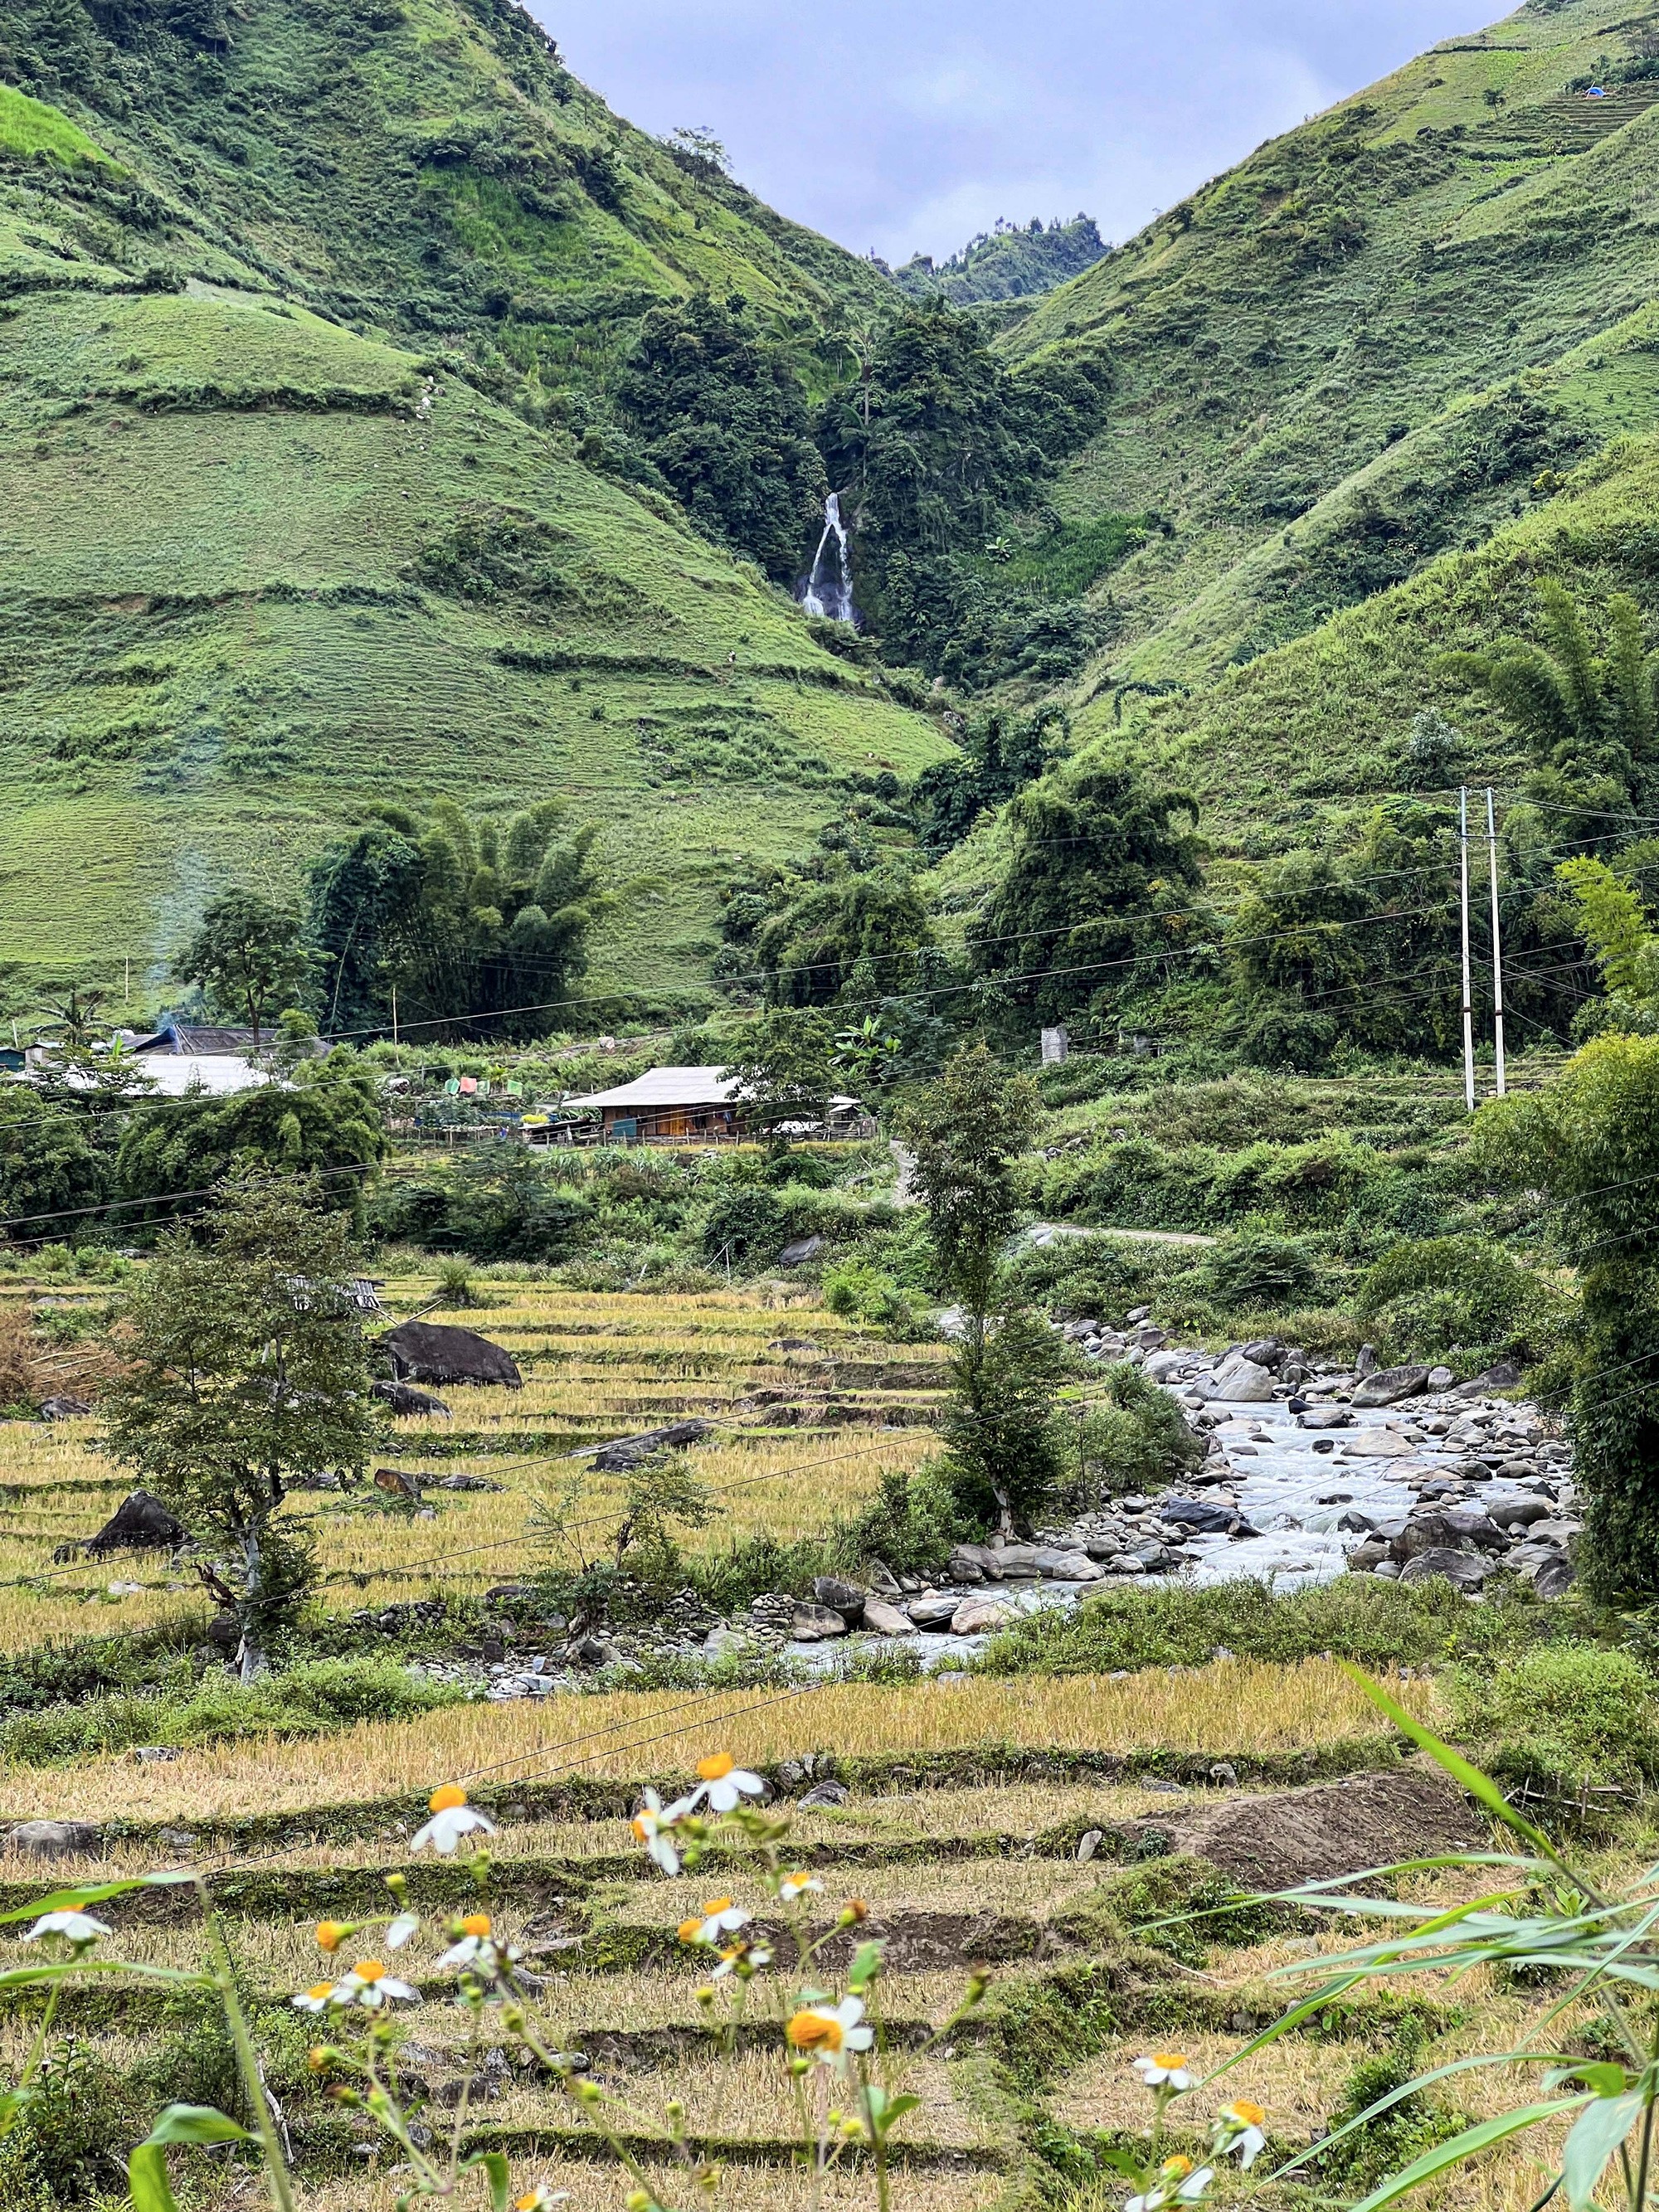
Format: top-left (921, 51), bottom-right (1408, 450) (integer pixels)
top-left (573, 1065), bottom-right (742, 1110)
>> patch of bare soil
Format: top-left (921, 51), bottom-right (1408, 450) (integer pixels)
top-left (1135, 1763), bottom-right (1484, 1892)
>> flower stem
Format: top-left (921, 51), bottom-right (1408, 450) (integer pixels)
top-left (205, 1903), bottom-right (295, 2212)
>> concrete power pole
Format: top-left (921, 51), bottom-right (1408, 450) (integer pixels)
top-left (1459, 787), bottom-right (1475, 1113)
top-left (1486, 788), bottom-right (1506, 1098)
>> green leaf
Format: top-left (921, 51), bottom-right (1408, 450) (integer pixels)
top-left (1545, 2063), bottom-right (1632, 2098)
top-left (141, 2105), bottom-right (251, 2147)
top-left (129, 2142), bottom-right (182, 2212)
top-left (846, 1940), bottom-right (885, 1991)
top-left (1563, 2090), bottom-right (1644, 2210)
top-left (1345, 2098), bottom-right (1589, 2212)
top-left (1336, 1663), bottom-right (1559, 1856)
top-left (481, 2151), bottom-right (511, 2212)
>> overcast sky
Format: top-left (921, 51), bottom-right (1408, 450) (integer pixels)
top-left (528, 1), bottom-right (1498, 265)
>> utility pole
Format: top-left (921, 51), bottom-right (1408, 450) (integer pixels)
top-left (1459, 786), bottom-right (1475, 1113)
top-left (1486, 788), bottom-right (1506, 1098)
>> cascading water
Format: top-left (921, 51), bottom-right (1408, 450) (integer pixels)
top-left (798, 491), bottom-right (858, 625)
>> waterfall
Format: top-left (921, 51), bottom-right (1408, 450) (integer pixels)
top-left (799, 491), bottom-right (858, 625)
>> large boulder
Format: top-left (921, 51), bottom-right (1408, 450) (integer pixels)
top-left (813, 1576), bottom-right (868, 1623)
top-left (950, 1597), bottom-right (1015, 1636)
top-left (1029, 1548), bottom-right (1103, 1581)
top-left (382, 1321), bottom-right (521, 1390)
top-left (1190, 1356), bottom-right (1276, 1403)
top-left (792, 1603), bottom-right (850, 1641)
top-left (1160, 1496), bottom-right (1239, 1535)
top-left (860, 1598), bottom-right (917, 1636)
top-left (591, 1420), bottom-right (711, 1473)
top-left (1395, 1509), bottom-right (1506, 1561)
top-left (1399, 1548), bottom-right (1492, 1591)
top-left (38, 1396), bottom-right (92, 1422)
top-left (373, 1378), bottom-right (450, 1418)
top-left (906, 1593), bottom-right (960, 1630)
top-left (1453, 1361), bottom-right (1524, 1398)
top-left (9, 1820), bottom-right (100, 1858)
top-left (85, 1490), bottom-right (186, 1558)
top-left (1351, 1364), bottom-right (1432, 1407)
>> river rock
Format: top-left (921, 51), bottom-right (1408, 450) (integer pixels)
top-left (1191, 1355), bottom-right (1277, 1403)
top-left (1486, 1495), bottom-right (1552, 1529)
top-left (1297, 1407), bottom-right (1354, 1430)
top-left (9, 1820), bottom-right (100, 1858)
top-left (906, 1593), bottom-right (959, 1629)
top-left (950, 1597), bottom-right (1015, 1636)
top-left (1144, 1351), bottom-right (1188, 1383)
top-left (1346, 1539), bottom-right (1392, 1572)
top-left (1453, 1361), bottom-right (1524, 1398)
top-left (800, 1779), bottom-right (849, 1807)
top-left (860, 1597), bottom-right (917, 1636)
top-left (1531, 1557), bottom-right (1577, 1598)
top-left (947, 1547), bottom-right (989, 1582)
top-left (1337, 1427), bottom-right (1415, 1458)
top-left (1351, 1364), bottom-right (1431, 1407)
top-left (813, 1576), bottom-right (868, 1622)
top-left (1399, 1548), bottom-right (1492, 1591)
top-left (866, 1560), bottom-right (903, 1597)
top-left (792, 1603), bottom-right (850, 1641)
top-left (1030, 1548), bottom-right (1103, 1581)
top-left (1396, 1509), bottom-right (1506, 1559)
top-left (1160, 1497), bottom-right (1239, 1534)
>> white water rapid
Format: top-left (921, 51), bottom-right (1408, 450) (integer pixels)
top-left (799, 491), bottom-right (857, 624)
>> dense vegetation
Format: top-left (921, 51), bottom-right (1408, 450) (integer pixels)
top-left (885, 214), bottom-right (1108, 305)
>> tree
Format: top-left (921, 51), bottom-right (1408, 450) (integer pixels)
top-left (751, 866), bottom-right (934, 1008)
top-left (1438, 582), bottom-right (1659, 794)
top-left (970, 751), bottom-right (1205, 1024)
top-left (0, 1087), bottom-right (109, 1235)
top-left (172, 891), bottom-right (309, 1048)
top-left (1472, 1033), bottom-right (1659, 1597)
top-left (615, 293), bottom-right (828, 580)
top-left (897, 1044), bottom-right (1060, 1532)
top-left (116, 1057), bottom-right (387, 1227)
top-left (725, 1008), bottom-right (837, 1140)
top-left (105, 1176), bottom-right (379, 1675)
top-left (33, 985), bottom-right (110, 1049)
top-left (306, 801), bottom-right (613, 1039)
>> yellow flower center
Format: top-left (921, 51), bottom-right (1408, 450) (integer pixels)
top-left (697, 1753), bottom-right (736, 1782)
top-left (1153, 2052), bottom-right (1189, 2071)
top-left (630, 1814), bottom-right (650, 1840)
top-left (305, 1983), bottom-right (333, 2002)
top-left (515, 2197), bottom-right (542, 2212)
top-left (677, 1918), bottom-right (703, 1944)
top-left (1163, 2156), bottom-right (1194, 2179)
top-left (703, 1896), bottom-right (732, 1915)
top-left (461, 1913), bottom-right (492, 1938)
top-left (786, 2010), bottom-right (843, 2052)
top-left (429, 1784), bottom-right (467, 1812)
top-left (315, 1920), bottom-right (347, 1952)
top-left (353, 1960), bottom-right (386, 1984)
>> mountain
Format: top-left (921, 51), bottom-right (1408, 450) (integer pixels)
top-left (991, 0), bottom-right (1659, 834)
top-left (886, 215), bottom-right (1107, 307)
top-left (0, 0), bottom-right (941, 1012)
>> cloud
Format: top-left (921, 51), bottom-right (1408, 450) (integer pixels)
top-left (533, 1), bottom-right (1496, 265)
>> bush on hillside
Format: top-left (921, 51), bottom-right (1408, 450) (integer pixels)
top-left (1452, 1644), bottom-right (1659, 1794)
top-left (1067, 1359), bottom-right (1204, 1505)
top-left (1356, 1236), bottom-right (1566, 1369)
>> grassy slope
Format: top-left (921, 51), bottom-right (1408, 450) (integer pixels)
top-left (0, 1), bottom-right (941, 1000)
top-left (1001, 0), bottom-right (1659, 705)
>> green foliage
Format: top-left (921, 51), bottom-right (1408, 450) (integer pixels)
top-left (1473, 1033), bottom-right (1659, 1597)
top-left (889, 215), bottom-right (1107, 307)
top-left (898, 1043), bottom-right (1039, 1321)
top-left (0, 1086), bottom-right (108, 1234)
top-left (722, 1006), bottom-right (837, 1138)
top-left (1356, 1236), bottom-right (1564, 1369)
top-left (367, 1153), bottom-right (593, 1261)
top-left (971, 751), bottom-right (1204, 1025)
top-left (615, 292), bottom-right (827, 581)
top-left (115, 1057), bottom-right (387, 1223)
top-left (1068, 1359), bottom-right (1204, 1506)
top-left (732, 863), bottom-right (934, 1009)
top-left (1452, 1643), bottom-right (1659, 1794)
top-left (105, 1175), bottom-right (381, 1674)
top-left (1317, 2039), bottom-right (1468, 2193)
top-left (1199, 1228), bottom-right (1323, 1310)
top-left (170, 889), bottom-right (309, 1045)
top-left (913, 702), bottom-right (1067, 855)
top-left (306, 800), bottom-right (612, 1040)
top-left (820, 1256), bottom-right (933, 1339)
top-left (941, 1305), bottom-right (1074, 1532)
top-left (975, 1570), bottom-right (1556, 1677)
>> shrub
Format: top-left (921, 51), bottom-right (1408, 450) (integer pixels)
top-left (1067, 1360), bottom-right (1204, 1505)
top-left (1356, 1236), bottom-right (1565, 1368)
top-left (1199, 1228), bottom-right (1322, 1310)
top-left (976, 1572), bottom-right (1554, 1677)
top-left (1452, 1643), bottom-right (1659, 1793)
top-left (821, 1257), bottom-right (933, 1339)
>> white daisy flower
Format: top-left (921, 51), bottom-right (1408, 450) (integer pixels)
top-left (331, 1959), bottom-right (420, 2010)
top-left (1133, 2051), bottom-right (1196, 2091)
top-left (630, 1788), bottom-right (689, 1875)
top-left (785, 1995), bottom-right (874, 2068)
top-left (411, 1785), bottom-right (496, 1855)
top-left (688, 1753), bottom-right (765, 1813)
top-left (778, 1871), bottom-right (823, 1902)
top-left (23, 1910), bottom-right (111, 1946)
top-left (385, 1911), bottom-right (421, 1950)
top-left (712, 1942), bottom-right (771, 1979)
top-left (435, 1912), bottom-right (519, 1974)
top-left (291, 1981), bottom-right (338, 2015)
top-left (1214, 2099), bottom-right (1267, 2168)
top-left (679, 1896), bottom-right (750, 1945)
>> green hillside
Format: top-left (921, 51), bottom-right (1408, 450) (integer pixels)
top-left (0, 0), bottom-right (941, 1006)
top-left (1000, 0), bottom-right (1659, 718)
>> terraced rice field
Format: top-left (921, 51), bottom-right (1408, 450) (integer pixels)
top-left (0, 1276), bottom-right (948, 1649)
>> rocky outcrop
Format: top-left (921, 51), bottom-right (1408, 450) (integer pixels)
top-left (382, 1321), bottom-right (521, 1389)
